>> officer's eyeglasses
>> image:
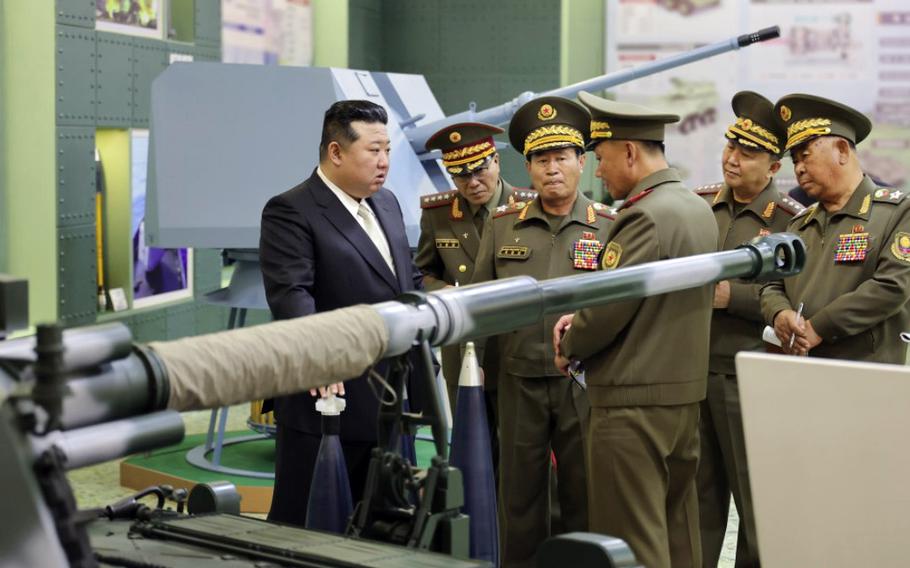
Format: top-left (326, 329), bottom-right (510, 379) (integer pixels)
top-left (453, 167), bottom-right (489, 183)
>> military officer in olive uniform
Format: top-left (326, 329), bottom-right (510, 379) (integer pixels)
top-left (762, 94), bottom-right (910, 363)
top-left (695, 91), bottom-right (804, 568)
top-left (415, 122), bottom-right (535, 414)
top-left (472, 96), bottom-right (613, 568)
top-left (555, 91), bottom-right (717, 568)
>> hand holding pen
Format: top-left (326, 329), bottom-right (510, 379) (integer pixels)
top-left (788, 302), bottom-right (804, 350)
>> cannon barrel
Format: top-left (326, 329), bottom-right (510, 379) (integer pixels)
top-left (0, 233), bottom-right (804, 439)
top-left (380, 232), bottom-right (802, 355)
top-left (406, 26), bottom-right (780, 153)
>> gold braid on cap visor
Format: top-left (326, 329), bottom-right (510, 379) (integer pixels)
top-left (725, 116), bottom-right (780, 154)
top-left (523, 125), bottom-right (585, 156)
top-left (442, 140), bottom-right (496, 167)
top-left (590, 120), bottom-right (613, 140)
top-left (785, 118), bottom-right (833, 151)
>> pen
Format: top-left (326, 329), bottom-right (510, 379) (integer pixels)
top-left (789, 302), bottom-right (804, 349)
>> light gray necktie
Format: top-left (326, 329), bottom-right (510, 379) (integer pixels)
top-left (356, 202), bottom-right (396, 276)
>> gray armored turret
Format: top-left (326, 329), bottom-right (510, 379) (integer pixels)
top-left (145, 27), bottom-right (780, 250)
top-left (0, 233), bottom-right (804, 567)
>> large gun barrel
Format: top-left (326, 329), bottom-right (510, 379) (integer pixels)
top-left (0, 233), bottom-right (803, 436)
top-left (407, 26), bottom-right (780, 152)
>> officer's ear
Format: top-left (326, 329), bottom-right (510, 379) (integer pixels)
top-left (624, 141), bottom-right (637, 167)
top-left (327, 140), bottom-right (345, 167)
top-left (832, 137), bottom-right (852, 166)
top-left (768, 158), bottom-right (782, 177)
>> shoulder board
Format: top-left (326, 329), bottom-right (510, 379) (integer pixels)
top-left (511, 188), bottom-right (538, 202)
top-left (872, 187), bottom-right (907, 204)
top-left (776, 194), bottom-right (806, 216)
top-left (794, 202), bottom-right (817, 219)
top-left (493, 202), bottom-right (527, 218)
top-left (694, 182), bottom-right (723, 196)
top-left (591, 201), bottom-right (616, 220)
top-left (420, 190), bottom-right (458, 209)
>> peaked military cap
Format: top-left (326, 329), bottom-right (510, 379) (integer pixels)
top-left (508, 96), bottom-right (590, 158)
top-left (775, 93), bottom-right (872, 152)
top-left (578, 90), bottom-right (679, 148)
top-left (725, 90), bottom-right (784, 156)
top-left (425, 122), bottom-right (504, 176)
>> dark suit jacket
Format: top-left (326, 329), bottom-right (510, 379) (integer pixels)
top-left (259, 169), bottom-right (424, 441)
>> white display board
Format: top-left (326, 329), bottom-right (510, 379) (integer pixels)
top-left (222, 0), bottom-right (313, 66)
top-left (736, 352), bottom-right (910, 567)
top-left (605, 0), bottom-right (910, 191)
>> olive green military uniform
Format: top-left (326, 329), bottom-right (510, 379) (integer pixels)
top-left (762, 93), bottom-right (910, 364)
top-left (693, 90), bottom-right (803, 568)
top-left (414, 180), bottom-right (537, 410)
top-left (695, 179), bottom-right (804, 568)
top-left (559, 90), bottom-right (717, 568)
top-left (761, 175), bottom-right (910, 363)
top-left (473, 191), bottom-right (613, 568)
top-left (561, 167), bottom-right (716, 568)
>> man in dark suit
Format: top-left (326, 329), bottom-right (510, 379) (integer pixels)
top-left (259, 100), bottom-right (424, 527)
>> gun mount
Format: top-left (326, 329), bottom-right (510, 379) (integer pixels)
top-left (147, 28), bottom-right (779, 249)
top-left (0, 233), bottom-right (804, 567)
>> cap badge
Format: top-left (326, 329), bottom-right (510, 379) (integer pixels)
top-left (741, 118), bottom-right (753, 130)
top-left (537, 104), bottom-right (557, 121)
top-left (449, 131), bottom-right (462, 143)
top-left (779, 105), bottom-right (792, 122)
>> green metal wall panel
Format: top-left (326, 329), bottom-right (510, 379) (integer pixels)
top-left (96, 32), bottom-right (133, 127)
top-left (166, 303), bottom-right (197, 339)
top-left (57, 223), bottom-right (97, 326)
top-left (56, 25), bottom-right (96, 126)
top-left (192, 45), bottom-right (221, 62)
top-left (194, 0), bottom-right (221, 47)
top-left (195, 303), bottom-right (229, 334)
top-left (55, 0), bottom-right (94, 29)
top-left (372, 0), bottom-right (561, 186)
top-left (49, 1), bottom-right (227, 340)
top-left (131, 38), bottom-right (167, 127)
top-left (129, 310), bottom-right (167, 342)
top-left (56, 126), bottom-right (96, 227)
top-left (192, 249), bottom-right (222, 294)
top-left (348, 0), bottom-right (383, 71)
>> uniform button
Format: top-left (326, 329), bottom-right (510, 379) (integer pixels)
top-left (458, 264), bottom-right (467, 273)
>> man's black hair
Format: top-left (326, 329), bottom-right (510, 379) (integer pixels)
top-left (637, 140), bottom-right (666, 156)
top-left (319, 100), bottom-right (388, 161)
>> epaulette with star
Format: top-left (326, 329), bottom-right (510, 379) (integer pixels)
top-left (694, 182), bottom-right (723, 196)
top-left (776, 194), bottom-right (806, 216)
top-left (420, 190), bottom-right (458, 209)
top-left (591, 201), bottom-right (616, 220)
top-left (493, 201), bottom-right (528, 218)
top-left (872, 187), bottom-right (906, 204)
top-left (511, 188), bottom-right (538, 202)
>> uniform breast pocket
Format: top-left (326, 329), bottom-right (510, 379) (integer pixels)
top-left (497, 246), bottom-right (531, 261)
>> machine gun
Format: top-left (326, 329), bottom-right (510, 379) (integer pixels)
top-left (0, 233), bottom-right (804, 567)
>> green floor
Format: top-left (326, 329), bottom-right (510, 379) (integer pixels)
top-left (122, 429), bottom-right (437, 486)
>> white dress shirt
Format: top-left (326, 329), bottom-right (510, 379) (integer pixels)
top-left (317, 167), bottom-right (396, 276)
